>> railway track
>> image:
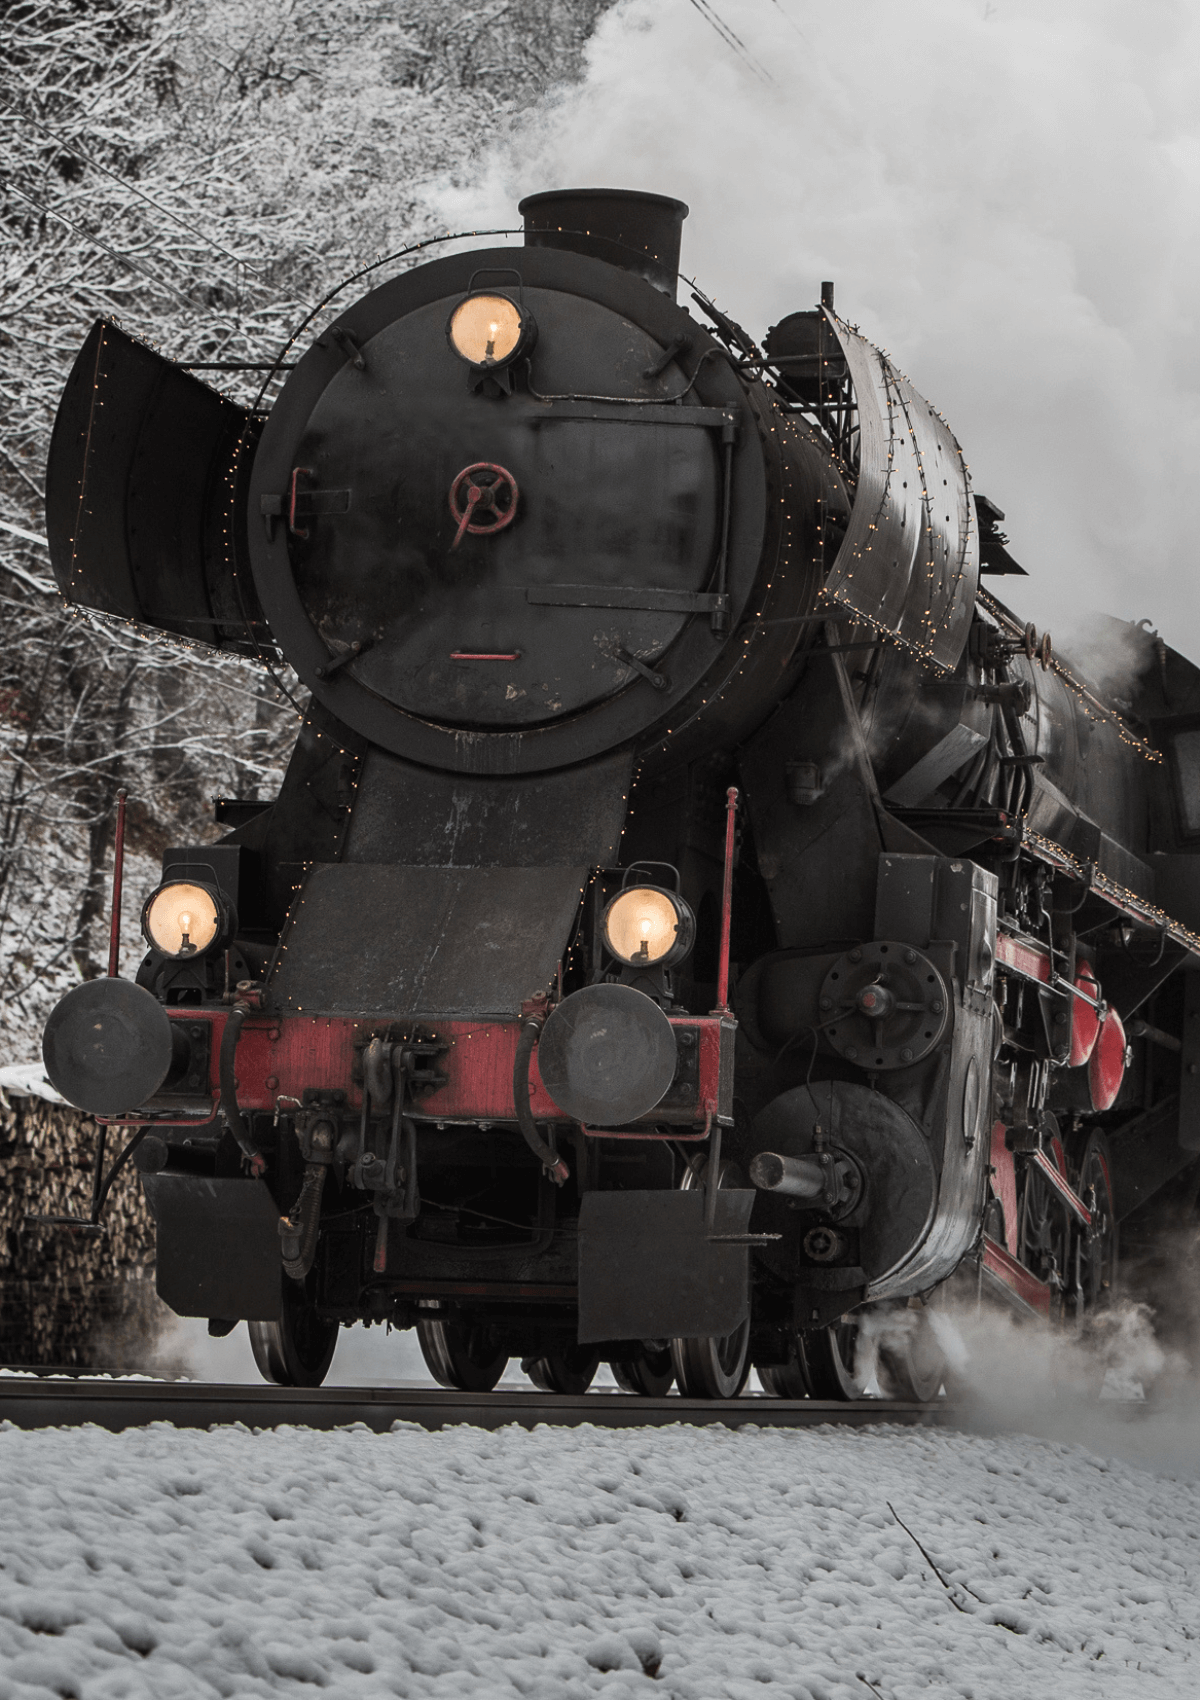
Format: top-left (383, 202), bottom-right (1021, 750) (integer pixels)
top-left (0, 1374), bottom-right (952, 1434)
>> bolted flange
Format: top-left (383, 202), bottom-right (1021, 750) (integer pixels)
top-left (820, 941), bottom-right (949, 1071)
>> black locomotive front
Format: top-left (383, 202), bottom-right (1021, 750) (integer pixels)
top-left (38, 186), bottom-right (1200, 1398)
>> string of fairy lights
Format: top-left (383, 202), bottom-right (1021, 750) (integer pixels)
top-left (976, 586), bottom-right (1161, 765)
top-left (1023, 826), bottom-right (1200, 957)
top-left (812, 307), bottom-right (976, 672)
top-left (36, 207), bottom-right (1181, 991)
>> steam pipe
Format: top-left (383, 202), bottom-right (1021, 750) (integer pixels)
top-left (219, 1004), bottom-right (266, 1174)
top-left (1127, 1017), bottom-right (1181, 1053)
top-left (749, 1150), bottom-right (828, 1199)
top-left (512, 1018), bottom-right (569, 1185)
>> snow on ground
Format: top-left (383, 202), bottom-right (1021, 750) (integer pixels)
top-left (0, 1417), bottom-right (1195, 1700)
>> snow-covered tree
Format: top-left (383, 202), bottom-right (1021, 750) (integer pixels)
top-left (0, 0), bottom-right (611, 1053)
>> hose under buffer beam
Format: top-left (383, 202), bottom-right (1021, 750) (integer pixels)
top-left (219, 987), bottom-right (268, 1176)
top-left (513, 1015), bottom-right (570, 1185)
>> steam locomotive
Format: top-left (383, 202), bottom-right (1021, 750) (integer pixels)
top-left (38, 188), bottom-right (1200, 1397)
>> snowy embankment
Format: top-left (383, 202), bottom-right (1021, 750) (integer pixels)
top-left (0, 1419), bottom-right (1194, 1699)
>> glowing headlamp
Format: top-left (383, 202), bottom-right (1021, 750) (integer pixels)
top-left (447, 292), bottom-right (533, 369)
top-left (601, 886), bottom-right (695, 969)
top-left (141, 880), bottom-right (228, 959)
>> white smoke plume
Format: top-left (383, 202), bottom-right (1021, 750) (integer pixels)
top-left (436, 0), bottom-right (1200, 661)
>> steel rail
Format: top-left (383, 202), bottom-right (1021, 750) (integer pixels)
top-left (0, 1375), bottom-right (951, 1435)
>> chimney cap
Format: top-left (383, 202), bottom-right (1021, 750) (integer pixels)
top-left (519, 188), bottom-right (689, 298)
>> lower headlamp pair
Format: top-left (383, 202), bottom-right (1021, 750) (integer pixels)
top-left (141, 877), bottom-right (696, 969)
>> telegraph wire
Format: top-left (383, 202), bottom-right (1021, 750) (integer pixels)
top-left (1, 179), bottom-right (195, 308)
top-left (685, 0), bottom-right (774, 82)
top-left (764, 0), bottom-right (807, 39)
top-left (0, 104), bottom-right (271, 282)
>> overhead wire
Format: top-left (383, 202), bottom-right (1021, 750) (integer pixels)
top-left (763, 0), bottom-right (806, 40)
top-left (1, 179), bottom-right (195, 308)
top-left (685, 0), bottom-right (774, 82)
top-left (0, 103), bottom-right (271, 282)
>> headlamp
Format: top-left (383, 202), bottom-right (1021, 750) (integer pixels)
top-left (446, 293), bottom-right (533, 369)
top-left (141, 880), bottom-right (228, 959)
top-left (601, 886), bottom-right (695, 969)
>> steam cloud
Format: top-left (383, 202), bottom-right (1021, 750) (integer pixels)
top-left (437, 0), bottom-right (1200, 661)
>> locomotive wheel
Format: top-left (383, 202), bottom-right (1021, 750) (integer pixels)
top-left (1018, 1154), bottom-right (1072, 1322)
top-left (416, 1317), bottom-right (508, 1392)
top-left (611, 1344), bottom-right (675, 1396)
top-left (672, 1327), bottom-right (752, 1399)
top-left (524, 1345), bottom-right (601, 1395)
top-left (1074, 1130), bottom-right (1118, 1316)
top-left (757, 1357), bottom-right (811, 1398)
top-left (670, 1153), bottom-right (752, 1399)
top-left (797, 1317), bottom-right (871, 1400)
top-left (248, 1281), bottom-right (339, 1388)
top-left (876, 1306), bottom-right (946, 1401)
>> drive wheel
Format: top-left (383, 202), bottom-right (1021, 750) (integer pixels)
top-left (248, 1280), bottom-right (339, 1388)
top-left (524, 1345), bottom-right (601, 1395)
top-left (611, 1343), bottom-right (675, 1396)
top-left (417, 1317), bottom-right (508, 1392)
top-left (672, 1326), bottom-right (752, 1399)
top-left (758, 1356), bottom-right (811, 1398)
top-left (797, 1316), bottom-right (870, 1400)
top-left (1074, 1130), bottom-right (1118, 1317)
top-left (670, 1153), bottom-right (752, 1399)
top-left (877, 1306), bottom-right (946, 1401)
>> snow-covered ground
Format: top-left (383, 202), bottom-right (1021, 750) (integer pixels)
top-left (0, 1415), bottom-right (1194, 1700)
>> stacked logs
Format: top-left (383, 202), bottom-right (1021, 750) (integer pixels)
top-left (0, 1092), bottom-right (166, 1368)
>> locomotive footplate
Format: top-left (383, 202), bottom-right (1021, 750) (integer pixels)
top-left (125, 1008), bottom-right (733, 1133)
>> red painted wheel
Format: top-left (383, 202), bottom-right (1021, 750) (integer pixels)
top-left (1068, 964), bottom-right (1101, 1067)
top-left (1089, 1008), bottom-right (1127, 1111)
top-left (448, 461), bottom-right (519, 549)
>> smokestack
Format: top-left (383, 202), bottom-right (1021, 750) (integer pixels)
top-left (821, 281), bottom-right (835, 310)
top-left (519, 188), bottom-right (689, 299)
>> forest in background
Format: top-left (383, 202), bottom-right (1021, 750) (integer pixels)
top-left (0, 0), bottom-right (612, 1060)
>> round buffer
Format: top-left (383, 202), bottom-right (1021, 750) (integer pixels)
top-left (537, 983), bottom-right (677, 1127)
top-left (42, 978), bottom-right (175, 1117)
